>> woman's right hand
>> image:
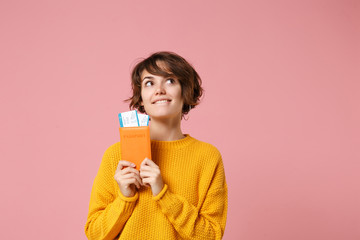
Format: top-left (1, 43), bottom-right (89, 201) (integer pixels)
top-left (114, 160), bottom-right (142, 197)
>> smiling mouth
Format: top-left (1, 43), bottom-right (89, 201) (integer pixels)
top-left (153, 99), bottom-right (171, 104)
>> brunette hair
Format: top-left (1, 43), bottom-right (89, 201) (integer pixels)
top-left (126, 51), bottom-right (203, 115)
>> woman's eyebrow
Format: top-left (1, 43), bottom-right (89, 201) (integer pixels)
top-left (142, 76), bottom-right (154, 82)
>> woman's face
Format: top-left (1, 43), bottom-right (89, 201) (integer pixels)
top-left (140, 69), bottom-right (183, 121)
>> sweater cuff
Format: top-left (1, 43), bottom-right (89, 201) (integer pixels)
top-left (152, 184), bottom-right (168, 201)
top-left (117, 189), bottom-right (139, 202)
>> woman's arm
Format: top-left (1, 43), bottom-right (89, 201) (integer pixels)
top-left (85, 146), bottom-right (139, 240)
top-left (141, 157), bottom-right (228, 240)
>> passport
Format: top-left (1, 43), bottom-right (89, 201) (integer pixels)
top-left (119, 126), bottom-right (151, 170)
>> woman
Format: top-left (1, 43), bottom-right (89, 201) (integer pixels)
top-left (85, 51), bottom-right (228, 239)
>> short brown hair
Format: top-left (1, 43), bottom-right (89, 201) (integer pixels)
top-left (126, 51), bottom-right (203, 115)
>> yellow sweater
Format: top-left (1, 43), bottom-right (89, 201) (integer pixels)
top-left (85, 135), bottom-right (227, 240)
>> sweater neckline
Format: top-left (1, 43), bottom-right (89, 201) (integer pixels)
top-left (151, 134), bottom-right (194, 149)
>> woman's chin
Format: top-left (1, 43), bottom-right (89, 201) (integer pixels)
top-left (149, 112), bottom-right (181, 121)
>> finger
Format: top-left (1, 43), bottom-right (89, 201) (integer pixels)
top-left (139, 164), bottom-right (153, 172)
top-left (117, 160), bottom-right (136, 170)
top-left (120, 167), bottom-right (140, 175)
top-left (141, 165), bottom-right (161, 176)
top-left (122, 178), bottom-right (140, 189)
top-left (141, 177), bottom-right (153, 187)
top-left (119, 170), bottom-right (143, 187)
top-left (140, 170), bottom-right (154, 179)
top-left (117, 173), bottom-right (141, 188)
top-left (133, 173), bottom-right (143, 187)
top-left (140, 167), bottom-right (158, 176)
top-left (133, 178), bottom-right (141, 189)
top-left (143, 158), bottom-right (158, 168)
top-left (116, 171), bottom-right (135, 179)
top-left (140, 158), bottom-right (149, 168)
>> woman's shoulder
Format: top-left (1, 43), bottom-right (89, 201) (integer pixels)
top-left (190, 136), bottom-right (222, 159)
top-left (102, 142), bottom-right (121, 158)
top-left (105, 141), bottom-right (121, 151)
top-left (189, 137), bottom-right (225, 176)
top-left (191, 136), bottom-right (220, 151)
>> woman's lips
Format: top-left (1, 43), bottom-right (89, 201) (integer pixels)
top-left (152, 99), bottom-right (171, 104)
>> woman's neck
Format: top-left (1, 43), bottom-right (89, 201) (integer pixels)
top-left (149, 117), bottom-right (184, 141)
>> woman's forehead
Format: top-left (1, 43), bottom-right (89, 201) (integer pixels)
top-left (141, 61), bottom-right (175, 79)
top-left (141, 70), bottom-right (175, 81)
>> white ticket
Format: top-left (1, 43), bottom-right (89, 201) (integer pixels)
top-left (118, 110), bottom-right (139, 127)
top-left (138, 114), bottom-right (150, 126)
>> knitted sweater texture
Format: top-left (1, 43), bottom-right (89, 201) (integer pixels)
top-left (85, 135), bottom-right (227, 240)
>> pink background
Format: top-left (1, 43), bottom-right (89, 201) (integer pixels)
top-left (1, 0), bottom-right (359, 239)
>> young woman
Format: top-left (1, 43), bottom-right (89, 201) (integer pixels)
top-left (85, 52), bottom-right (228, 239)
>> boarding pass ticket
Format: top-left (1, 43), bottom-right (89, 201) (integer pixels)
top-left (118, 110), bottom-right (149, 127)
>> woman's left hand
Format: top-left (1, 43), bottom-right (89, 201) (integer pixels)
top-left (140, 158), bottom-right (164, 196)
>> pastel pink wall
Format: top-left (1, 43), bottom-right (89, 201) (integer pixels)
top-left (0, 0), bottom-right (359, 239)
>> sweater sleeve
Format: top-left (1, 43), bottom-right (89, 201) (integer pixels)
top-left (85, 145), bottom-right (138, 240)
top-left (153, 158), bottom-right (228, 240)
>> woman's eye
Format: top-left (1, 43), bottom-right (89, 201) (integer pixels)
top-left (145, 81), bottom-right (153, 87)
top-left (166, 78), bottom-right (175, 84)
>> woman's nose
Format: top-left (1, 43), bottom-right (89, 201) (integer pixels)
top-left (155, 84), bottom-right (166, 95)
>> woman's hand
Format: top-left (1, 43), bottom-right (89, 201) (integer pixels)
top-left (114, 160), bottom-right (142, 198)
top-left (140, 158), bottom-right (164, 196)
